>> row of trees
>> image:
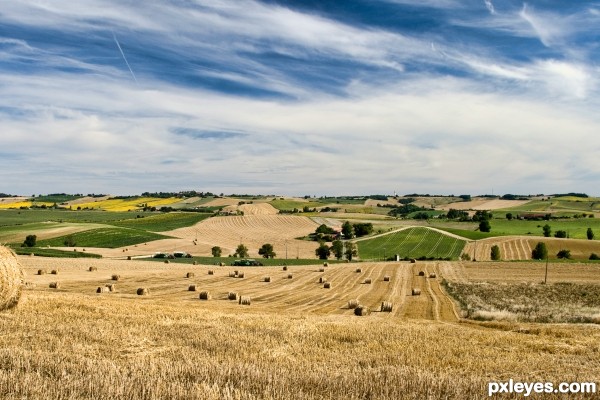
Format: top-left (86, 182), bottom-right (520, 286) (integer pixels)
top-left (315, 240), bottom-right (357, 260)
top-left (211, 244), bottom-right (276, 259)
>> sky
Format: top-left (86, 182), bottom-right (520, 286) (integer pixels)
top-left (1, 0), bottom-right (599, 196)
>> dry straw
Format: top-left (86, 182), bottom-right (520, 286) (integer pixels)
top-left (383, 276), bottom-right (390, 282)
top-left (354, 305), bottom-right (370, 316)
top-left (96, 286), bottom-right (108, 294)
top-left (228, 291), bottom-right (238, 300)
top-left (50, 269), bottom-right (59, 275)
top-left (208, 270), bottom-right (214, 275)
top-left (49, 282), bottom-right (60, 289)
top-left (229, 271), bottom-right (237, 278)
top-left (37, 269), bottom-right (47, 275)
top-left (111, 274), bottom-right (120, 281)
top-left (237, 272), bottom-right (245, 278)
top-left (88, 266), bottom-right (97, 272)
top-left (429, 273), bottom-right (437, 278)
top-left (355, 268), bottom-right (362, 273)
top-left (319, 277), bottom-right (327, 283)
top-left (323, 262), bottom-right (328, 267)
top-left (186, 272), bottom-right (195, 278)
top-left (239, 296), bottom-right (251, 305)
top-left (319, 267), bottom-right (325, 272)
top-left (0, 246), bottom-right (24, 311)
top-left (263, 276), bottom-right (271, 283)
top-left (282, 265), bottom-right (288, 271)
top-left (364, 278), bottom-right (372, 284)
top-left (412, 288), bottom-right (421, 296)
top-left (381, 301), bottom-right (393, 312)
top-left (188, 284), bottom-right (196, 292)
top-left (418, 271), bottom-right (425, 276)
top-left (137, 288), bottom-right (149, 296)
top-left (287, 274), bottom-right (293, 279)
top-left (106, 284), bottom-right (116, 292)
top-left (347, 299), bottom-right (360, 309)
top-left (324, 282), bottom-right (331, 289)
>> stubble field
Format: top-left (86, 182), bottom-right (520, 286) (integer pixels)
top-left (1, 257), bottom-right (599, 399)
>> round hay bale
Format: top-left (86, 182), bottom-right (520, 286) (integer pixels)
top-left (208, 270), bottom-right (214, 275)
top-left (383, 275), bottom-right (390, 282)
top-left (354, 305), bottom-right (370, 316)
top-left (355, 268), bottom-right (362, 273)
top-left (347, 299), bottom-right (359, 309)
top-left (37, 269), bottom-right (47, 275)
top-left (418, 271), bottom-right (425, 276)
top-left (186, 272), bottom-right (195, 278)
top-left (318, 267), bottom-right (325, 272)
top-left (380, 301), bottom-right (393, 312)
top-left (199, 291), bottom-right (210, 300)
top-left (410, 258), bottom-right (416, 263)
top-left (105, 284), bottom-right (116, 292)
top-left (137, 287), bottom-right (149, 296)
top-left (228, 291), bottom-right (238, 300)
top-left (412, 288), bottom-right (421, 296)
top-left (323, 262), bottom-right (328, 267)
top-left (0, 246), bottom-right (24, 311)
top-left (282, 265), bottom-right (288, 271)
top-left (319, 277), bottom-right (326, 283)
top-left (364, 278), bottom-right (372, 284)
top-left (229, 271), bottom-right (237, 278)
top-left (429, 273), bottom-right (437, 279)
top-left (287, 273), bottom-right (293, 279)
top-left (323, 282), bottom-right (331, 289)
top-left (263, 276), bottom-right (271, 283)
top-left (188, 284), bottom-right (196, 292)
top-left (127, 256), bottom-right (132, 260)
top-left (239, 296), bottom-right (251, 305)
top-left (88, 266), bottom-right (97, 272)
top-left (237, 272), bottom-right (245, 279)
top-left (193, 261), bottom-right (198, 265)
top-left (219, 262), bottom-right (225, 267)
top-left (50, 269), bottom-right (59, 275)
top-left (49, 282), bottom-right (60, 289)
top-left (111, 274), bottom-right (120, 281)
top-left (96, 286), bottom-right (108, 294)
top-left (164, 259), bottom-right (170, 264)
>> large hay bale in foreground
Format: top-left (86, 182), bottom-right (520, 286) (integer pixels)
top-left (0, 246), bottom-right (24, 311)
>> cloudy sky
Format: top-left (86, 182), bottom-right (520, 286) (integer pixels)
top-left (1, 1), bottom-right (599, 196)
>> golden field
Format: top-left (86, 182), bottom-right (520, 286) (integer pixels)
top-left (1, 258), bottom-right (599, 399)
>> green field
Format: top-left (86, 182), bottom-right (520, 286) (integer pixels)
top-left (109, 212), bottom-right (212, 232)
top-left (12, 247), bottom-right (102, 258)
top-left (269, 199), bottom-right (323, 211)
top-left (499, 196), bottom-right (600, 215)
top-left (0, 209), bottom-right (138, 226)
top-left (356, 227), bottom-right (466, 260)
top-left (36, 227), bottom-right (171, 248)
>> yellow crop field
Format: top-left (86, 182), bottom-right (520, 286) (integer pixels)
top-left (71, 197), bottom-right (181, 211)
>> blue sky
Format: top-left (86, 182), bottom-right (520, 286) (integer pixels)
top-left (1, 1), bottom-right (599, 196)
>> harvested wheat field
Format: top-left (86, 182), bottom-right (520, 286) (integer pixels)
top-left (2, 256), bottom-right (598, 399)
top-left (437, 198), bottom-right (531, 211)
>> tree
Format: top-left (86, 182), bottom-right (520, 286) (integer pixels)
top-left (542, 224), bottom-right (552, 237)
top-left (506, 212), bottom-right (513, 221)
top-left (554, 230), bottom-right (567, 238)
top-left (342, 221), bottom-right (353, 239)
top-left (587, 228), bottom-right (595, 240)
top-left (315, 224), bottom-right (335, 235)
top-left (315, 242), bottom-right (330, 260)
top-left (235, 244), bottom-right (249, 258)
top-left (63, 235), bottom-right (76, 247)
top-left (532, 242), bottom-right (548, 260)
top-left (490, 245), bottom-right (501, 260)
top-left (472, 210), bottom-right (492, 222)
top-left (353, 223), bottom-right (373, 237)
top-left (211, 246), bottom-right (222, 257)
top-left (258, 243), bottom-right (276, 259)
top-left (556, 249), bottom-right (571, 259)
top-left (479, 220), bottom-right (491, 232)
top-left (590, 253), bottom-right (600, 260)
top-left (23, 234), bottom-right (37, 248)
top-left (331, 240), bottom-right (344, 260)
top-left (344, 242), bottom-right (357, 261)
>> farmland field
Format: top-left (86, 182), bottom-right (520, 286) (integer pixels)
top-left (356, 227), bottom-right (466, 260)
top-left (35, 227), bottom-right (171, 248)
top-left (2, 257), bottom-right (598, 399)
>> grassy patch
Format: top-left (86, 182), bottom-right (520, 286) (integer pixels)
top-left (36, 227), bottom-right (171, 248)
top-left (269, 199), bottom-right (323, 211)
top-left (356, 227), bottom-right (466, 260)
top-left (0, 209), bottom-right (139, 226)
top-left (443, 280), bottom-right (600, 323)
top-left (109, 212), bottom-right (212, 232)
top-left (12, 247), bottom-right (102, 258)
